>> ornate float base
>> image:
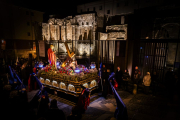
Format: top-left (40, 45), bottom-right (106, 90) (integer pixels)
top-left (39, 75), bottom-right (98, 97)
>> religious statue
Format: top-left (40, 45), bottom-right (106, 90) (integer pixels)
top-left (61, 42), bottom-right (75, 68)
top-left (47, 45), bottom-right (56, 68)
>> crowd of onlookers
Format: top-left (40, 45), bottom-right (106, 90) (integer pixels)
top-left (100, 64), bottom-right (180, 103)
top-left (1, 57), bottom-right (180, 120)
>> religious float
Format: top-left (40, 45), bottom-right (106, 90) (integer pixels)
top-left (37, 42), bottom-right (98, 97)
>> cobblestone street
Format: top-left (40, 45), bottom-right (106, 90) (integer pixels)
top-left (47, 88), bottom-right (180, 120)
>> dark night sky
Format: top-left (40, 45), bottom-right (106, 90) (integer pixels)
top-left (11, 0), bottom-right (98, 18)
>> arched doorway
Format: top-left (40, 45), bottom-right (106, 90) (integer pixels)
top-left (155, 23), bottom-right (180, 39)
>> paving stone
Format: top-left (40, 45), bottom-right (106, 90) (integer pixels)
top-left (81, 107), bottom-right (107, 120)
top-left (96, 114), bottom-right (113, 120)
top-left (26, 88), bottom-right (180, 120)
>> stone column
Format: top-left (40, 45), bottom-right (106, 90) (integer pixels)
top-left (72, 25), bottom-right (75, 40)
top-left (59, 26), bottom-right (61, 40)
top-left (80, 27), bottom-right (82, 40)
top-left (61, 26), bottom-right (66, 41)
top-left (67, 25), bottom-right (72, 40)
top-left (90, 26), bottom-right (93, 40)
top-left (54, 25), bottom-right (57, 40)
top-left (65, 26), bottom-right (67, 40)
top-left (93, 25), bottom-right (96, 40)
top-left (75, 26), bottom-right (80, 40)
top-left (48, 24), bottom-right (50, 40)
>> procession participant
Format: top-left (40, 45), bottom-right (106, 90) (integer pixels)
top-left (143, 72), bottom-right (151, 95)
top-left (122, 69), bottom-right (130, 91)
top-left (45, 99), bottom-right (66, 120)
top-left (47, 45), bottom-right (56, 68)
top-left (115, 66), bottom-right (123, 89)
top-left (133, 66), bottom-right (141, 94)
top-left (109, 73), bottom-right (118, 94)
top-left (77, 87), bottom-right (90, 114)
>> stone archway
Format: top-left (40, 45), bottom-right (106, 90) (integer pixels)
top-left (83, 32), bottom-right (88, 40)
top-left (155, 23), bottom-right (180, 39)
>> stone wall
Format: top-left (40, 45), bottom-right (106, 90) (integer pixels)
top-left (42, 13), bottom-right (97, 57)
top-left (99, 33), bottom-right (108, 40)
top-left (42, 13), bottom-right (97, 41)
top-left (42, 23), bottom-right (50, 40)
top-left (99, 24), bottom-right (127, 40)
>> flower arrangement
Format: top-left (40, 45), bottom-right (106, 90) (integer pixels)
top-left (39, 64), bottom-right (98, 82)
top-left (58, 67), bottom-right (72, 75)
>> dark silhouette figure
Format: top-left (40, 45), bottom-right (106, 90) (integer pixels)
top-left (122, 69), bottom-right (130, 91)
top-left (67, 105), bottom-right (82, 120)
top-left (77, 88), bottom-right (90, 114)
top-left (45, 99), bottom-right (66, 120)
top-left (151, 71), bottom-right (159, 96)
top-left (133, 66), bottom-right (141, 93)
top-left (165, 68), bottom-right (174, 100)
top-left (115, 66), bottom-right (123, 89)
top-left (37, 94), bottom-right (49, 118)
top-left (109, 73), bottom-right (128, 120)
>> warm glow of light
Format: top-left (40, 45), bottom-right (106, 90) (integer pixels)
top-left (45, 79), bottom-right (51, 85)
top-left (90, 80), bottom-right (97, 88)
top-left (40, 77), bottom-right (44, 83)
top-left (60, 82), bottom-right (66, 90)
top-left (52, 80), bottom-right (58, 87)
top-left (83, 83), bottom-right (88, 88)
top-left (68, 84), bottom-right (75, 92)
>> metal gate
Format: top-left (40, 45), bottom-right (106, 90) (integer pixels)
top-left (139, 40), bottom-right (170, 82)
top-left (138, 39), bottom-right (180, 83)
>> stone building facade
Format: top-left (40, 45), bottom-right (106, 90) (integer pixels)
top-left (42, 13), bottom-right (97, 41)
top-left (99, 24), bottom-right (127, 40)
top-left (42, 13), bottom-right (97, 57)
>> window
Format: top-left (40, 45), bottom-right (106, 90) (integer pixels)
top-left (107, 10), bottom-right (110, 14)
top-left (82, 22), bottom-right (84, 25)
top-left (27, 32), bottom-right (30, 36)
top-left (86, 22), bottom-right (89, 25)
top-left (81, 9), bottom-right (83, 13)
top-left (27, 22), bottom-right (30, 26)
top-left (99, 6), bottom-right (102, 10)
top-left (93, 7), bottom-right (95, 11)
top-left (26, 11), bottom-right (29, 15)
top-left (31, 12), bottom-right (34, 16)
top-left (125, 1), bottom-right (128, 6)
top-left (117, 3), bottom-right (119, 7)
top-left (87, 8), bottom-right (89, 11)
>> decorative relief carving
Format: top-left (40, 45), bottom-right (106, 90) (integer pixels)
top-left (90, 80), bottom-right (97, 88)
top-left (104, 25), bottom-right (127, 40)
top-left (42, 13), bottom-right (97, 56)
top-left (40, 77), bottom-right (44, 83)
top-left (42, 13), bottom-right (96, 41)
top-left (60, 82), bottom-right (66, 90)
top-left (68, 84), bottom-right (75, 92)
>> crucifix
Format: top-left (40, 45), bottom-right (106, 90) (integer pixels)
top-left (61, 42), bottom-right (75, 68)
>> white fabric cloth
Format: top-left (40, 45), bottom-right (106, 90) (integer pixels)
top-left (143, 74), bottom-right (151, 86)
